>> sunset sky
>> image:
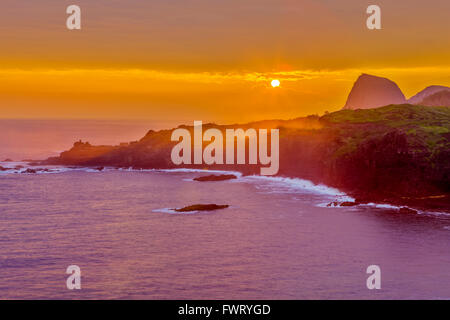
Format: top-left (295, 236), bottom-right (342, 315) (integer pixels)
top-left (0, 0), bottom-right (449, 125)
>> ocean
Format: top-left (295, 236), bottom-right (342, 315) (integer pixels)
top-left (0, 163), bottom-right (449, 299)
top-left (0, 119), bottom-right (167, 161)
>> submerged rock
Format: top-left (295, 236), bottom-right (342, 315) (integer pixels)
top-left (193, 174), bottom-right (237, 182)
top-left (327, 201), bottom-right (359, 207)
top-left (20, 168), bottom-right (52, 174)
top-left (174, 204), bottom-right (229, 212)
top-left (340, 201), bottom-right (359, 207)
top-left (0, 166), bottom-right (9, 171)
top-left (399, 207), bottom-right (418, 214)
top-left (22, 168), bottom-right (37, 174)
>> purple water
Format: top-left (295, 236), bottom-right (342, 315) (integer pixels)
top-left (0, 165), bottom-right (449, 299)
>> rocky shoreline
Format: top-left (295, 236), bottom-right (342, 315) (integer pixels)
top-left (2, 160), bottom-right (448, 214)
top-left (36, 104), bottom-right (450, 213)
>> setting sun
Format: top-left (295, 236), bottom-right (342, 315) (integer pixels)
top-left (271, 79), bottom-right (280, 88)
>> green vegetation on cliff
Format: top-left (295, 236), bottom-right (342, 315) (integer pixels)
top-left (321, 104), bottom-right (450, 158)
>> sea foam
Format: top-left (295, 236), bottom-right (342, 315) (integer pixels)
top-left (241, 175), bottom-right (354, 199)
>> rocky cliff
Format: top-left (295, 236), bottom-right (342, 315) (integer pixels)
top-left (44, 105), bottom-right (450, 211)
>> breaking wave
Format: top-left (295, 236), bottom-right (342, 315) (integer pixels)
top-left (2, 162), bottom-right (447, 217)
top-left (240, 175), bottom-right (354, 200)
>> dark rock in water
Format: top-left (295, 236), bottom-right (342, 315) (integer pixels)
top-left (327, 201), bottom-right (359, 207)
top-left (21, 168), bottom-right (53, 174)
top-left (0, 166), bottom-right (9, 171)
top-left (327, 201), bottom-right (339, 207)
top-left (14, 165), bottom-right (24, 169)
top-left (193, 174), bottom-right (237, 182)
top-left (174, 204), bottom-right (229, 212)
top-left (3, 159), bottom-right (13, 162)
top-left (95, 167), bottom-right (105, 171)
top-left (399, 207), bottom-right (418, 214)
top-left (22, 168), bottom-right (37, 174)
top-left (343, 74), bottom-right (406, 110)
top-left (354, 197), bottom-right (371, 204)
top-left (340, 201), bottom-right (359, 207)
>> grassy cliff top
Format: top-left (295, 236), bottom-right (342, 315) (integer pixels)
top-left (321, 104), bottom-right (450, 126)
top-left (320, 104), bottom-right (450, 158)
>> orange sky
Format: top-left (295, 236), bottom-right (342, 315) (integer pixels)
top-left (0, 0), bottom-right (449, 125)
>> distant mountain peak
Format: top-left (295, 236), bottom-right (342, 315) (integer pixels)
top-left (343, 74), bottom-right (406, 110)
top-left (418, 89), bottom-right (450, 107)
top-left (407, 85), bottom-right (450, 105)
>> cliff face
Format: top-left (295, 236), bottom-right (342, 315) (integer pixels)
top-left (343, 74), bottom-right (406, 110)
top-left (45, 105), bottom-right (450, 210)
